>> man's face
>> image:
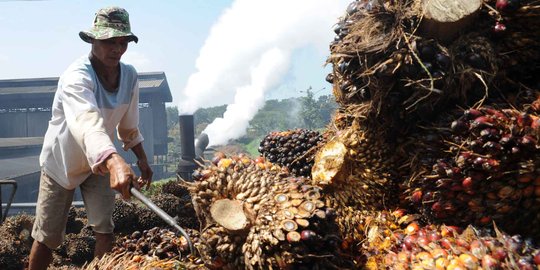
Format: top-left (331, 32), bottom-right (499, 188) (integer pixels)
top-left (91, 37), bottom-right (129, 67)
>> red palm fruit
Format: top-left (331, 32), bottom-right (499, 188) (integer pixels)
top-left (491, 247), bottom-right (507, 260)
top-left (464, 109), bottom-right (482, 120)
top-left (462, 177), bottom-right (474, 189)
top-left (428, 231), bottom-right (441, 242)
top-left (440, 238), bottom-right (454, 249)
top-left (481, 255), bottom-right (500, 269)
top-left (533, 250), bottom-right (540, 264)
top-left (411, 190), bottom-right (423, 203)
top-left (456, 238), bottom-right (470, 249)
top-left (479, 216), bottom-right (492, 225)
top-left (473, 116), bottom-right (494, 129)
top-left (417, 235), bottom-right (430, 247)
top-left (494, 22), bottom-right (507, 32)
top-left (406, 223), bottom-right (420, 235)
top-left (517, 112), bottom-right (532, 127)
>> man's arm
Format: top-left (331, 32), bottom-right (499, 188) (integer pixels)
top-left (131, 142), bottom-right (153, 189)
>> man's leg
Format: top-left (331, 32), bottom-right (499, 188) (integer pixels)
top-left (29, 171), bottom-right (74, 270)
top-left (28, 241), bottom-right (52, 270)
top-left (80, 173), bottom-right (116, 258)
top-left (94, 232), bottom-right (114, 258)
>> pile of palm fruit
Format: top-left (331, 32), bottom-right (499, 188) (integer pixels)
top-left (165, 0), bottom-right (540, 268)
top-left (182, 154), bottom-right (355, 269)
top-left (0, 181), bottom-right (199, 269)
top-left (258, 129), bottom-right (325, 177)
top-left (0, 214), bottom-right (34, 270)
top-left (3, 0), bottom-right (540, 269)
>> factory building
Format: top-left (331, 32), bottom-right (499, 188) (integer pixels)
top-left (0, 72), bottom-right (173, 207)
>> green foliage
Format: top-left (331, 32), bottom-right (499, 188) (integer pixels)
top-left (245, 137), bottom-right (264, 158)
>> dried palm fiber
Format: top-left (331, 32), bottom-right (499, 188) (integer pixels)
top-left (327, 0), bottom-right (539, 135)
top-left (364, 222), bottom-right (540, 270)
top-left (182, 155), bottom-right (354, 269)
top-left (0, 214), bottom-right (35, 270)
top-left (82, 251), bottom-right (204, 270)
top-left (111, 199), bottom-right (138, 234)
top-left (402, 105), bottom-right (540, 241)
top-left (258, 129), bottom-right (325, 177)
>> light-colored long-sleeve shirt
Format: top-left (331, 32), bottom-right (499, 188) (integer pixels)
top-left (40, 56), bottom-right (144, 190)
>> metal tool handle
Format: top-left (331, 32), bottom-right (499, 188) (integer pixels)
top-left (130, 187), bottom-right (195, 255)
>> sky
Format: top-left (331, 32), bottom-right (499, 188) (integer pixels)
top-left (0, 0), bottom-right (350, 145)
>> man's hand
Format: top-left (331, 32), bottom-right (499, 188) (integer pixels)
top-left (136, 159), bottom-right (153, 189)
top-left (105, 153), bottom-right (136, 199)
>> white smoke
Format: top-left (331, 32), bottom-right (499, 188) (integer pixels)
top-left (179, 0), bottom-right (350, 146)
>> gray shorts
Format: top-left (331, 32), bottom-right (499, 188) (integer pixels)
top-left (31, 170), bottom-right (116, 249)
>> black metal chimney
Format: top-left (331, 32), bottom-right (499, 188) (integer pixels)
top-left (177, 115), bottom-right (197, 180)
top-left (179, 115), bottom-right (196, 161)
top-left (176, 114), bottom-right (209, 181)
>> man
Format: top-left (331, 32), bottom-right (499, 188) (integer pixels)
top-left (28, 7), bottom-right (152, 269)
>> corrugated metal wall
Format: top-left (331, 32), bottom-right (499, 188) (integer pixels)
top-left (0, 111), bottom-right (50, 137)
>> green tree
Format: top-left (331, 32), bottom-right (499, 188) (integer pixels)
top-left (299, 87), bottom-right (324, 129)
top-left (166, 106), bottom-right (179, 130)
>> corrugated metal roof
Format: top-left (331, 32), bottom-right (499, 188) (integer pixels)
top-left (139, 78), bottom-right (164, 88)
top-left (0, 86), bottom-right (57, 95)
top-left (0, 137), bottom-right (43, 148)
top-left (0, 71), bottom-right (172, 104)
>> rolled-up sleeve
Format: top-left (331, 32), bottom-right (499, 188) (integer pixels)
top-left (60, 72), bottom-right (117, 173)
top-left (117, 78), bottom-right (144, 151)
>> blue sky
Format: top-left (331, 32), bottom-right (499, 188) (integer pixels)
top-left (0, 0), bottom-right (347, 108)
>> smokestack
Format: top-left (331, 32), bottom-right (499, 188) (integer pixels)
top-left (177, 115), bottom-right (197, 180)
top-left (179, 115), bottom-right (196, 160)
top-left (176, 114), bottom-right (210, 181)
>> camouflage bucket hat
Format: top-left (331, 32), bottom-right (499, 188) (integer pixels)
top-left (79, 6), bottom-right (138, 43)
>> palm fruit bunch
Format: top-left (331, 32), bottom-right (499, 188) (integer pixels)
top-left (162, 179), bottom-right (191, 198)
top-left (183, 154), bottom-right (354, 269)
top-left (258, 129), bottom-right (324, 177)
top-left (111, 199), bottom-right (139, 234)
top-left (160, 180), bottom-right (200, 229)
top-left (486, 0), bottom-right (540, 88)
top-left (312, 113), bottom-right (400, 245)
top-left (364, 222), bottom-right (540, 270)
top-left (0, 214), bottom-right (35, 270)
top-left (328, 0), bottom-right (539, 134)
top-left (66, 206), bottom-right (85, 234)
top-left (112, 226), bottom-right (193, 260)
top-left (135, 193), bottom-right (182, 231)
top-left (406, 107), bottom-right (540, 239)
top-left (60, 226), bottom-right (96, 265)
